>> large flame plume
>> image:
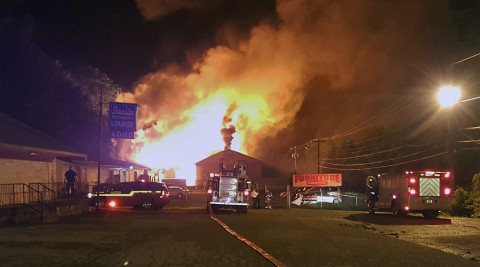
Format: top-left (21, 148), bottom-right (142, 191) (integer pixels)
top-left (116, 37), bottom-right (304, 184)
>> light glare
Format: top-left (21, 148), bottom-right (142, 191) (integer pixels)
top-left (437, 86), bottom-right (461, 108)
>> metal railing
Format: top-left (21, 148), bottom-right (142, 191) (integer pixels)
top-left (29, 183), bottom-right (57, 210)
top-left (0, 182), bottom-right (90, 223)
top-left (0, 183), bottom-right (44, 219)
top-left (0, 183), bottom-right (41, 206)
top-left (29, 182), bottom-right (89, 199)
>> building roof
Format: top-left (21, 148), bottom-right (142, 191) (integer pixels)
top-left (0, 112), bottom-right (87, 161)
top-left (67, 157), bottom-right (150, 170)
top-left (195, 149), bottom-right (261, 165)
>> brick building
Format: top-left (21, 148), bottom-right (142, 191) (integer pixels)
top-left (0, 112), bottom-right (148, 195)
top-left (195, 149), bottom-right (263, 188)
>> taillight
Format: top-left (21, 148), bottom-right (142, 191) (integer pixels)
top-left (444, 187), bottom-right (451, 196)
top-left (409, 188), bottom-right (416, 195)
top-left (108, 201), bottom-right (116, 207)
top-left (445, 172), bottom-right (451, 178)
top-left (404, 206), bottom-right (410, 211)
top-left (409, 178), bottom-right (416, 184)
top-left (207, 189), bottom-right (212, 194)
top-left (392, 194), bottom-right (397, 200)
top-left (244, 190), bottom-right (249, 196)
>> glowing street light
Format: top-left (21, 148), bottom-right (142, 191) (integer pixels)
top-left (436, 85), bottom-right (461, 108)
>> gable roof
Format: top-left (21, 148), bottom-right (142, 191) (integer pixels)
top-left (195, 149), bottom-right (260, 165)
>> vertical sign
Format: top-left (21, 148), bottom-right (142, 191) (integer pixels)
top-left (109, 102), bottom-right (137, 139)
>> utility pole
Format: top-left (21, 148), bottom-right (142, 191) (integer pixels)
top-left (310, 139), bottom-right (325, 174)
top-left (97, 87), bottom-right (103, 197)
top-left (291, 146), bottom-right (299, 174)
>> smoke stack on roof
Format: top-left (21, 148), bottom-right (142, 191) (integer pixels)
top-left (221, 103), bottom-right (237, 150)
top-left (221, 125), bottom-right (235, 150)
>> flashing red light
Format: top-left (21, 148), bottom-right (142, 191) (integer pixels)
top-left (244, 190), bottom-right (249, 196)
top-left (445, 172), bottom-right (451, 178)
top-left (392, 194), bottom-right (397, 200)
top-left (207, 189), bottom-right (212, 194)
top-left (409, 188), bottom-right (417, 195)
top-left (409, 178), bottom-right (416, 184)
top-left (444, 187), bottom-right (451, 196)
top-left (108, 201), bottom-right (116, 208)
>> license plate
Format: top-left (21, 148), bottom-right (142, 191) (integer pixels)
top-left (426, 199), bottom-right (433, 204)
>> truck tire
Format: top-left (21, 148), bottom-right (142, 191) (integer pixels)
top-left (94, 198), bottom-right (106, 208)
top-left (139, 197), bottom-right (155, 210)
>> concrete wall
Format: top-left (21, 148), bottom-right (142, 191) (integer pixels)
top-left (0, 158), bottom-right (55, 184)
top-left (0, 157), bottom-right (145, 193)
top-left (0, 199), bottom-right (88, 225)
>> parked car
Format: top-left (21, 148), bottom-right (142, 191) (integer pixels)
top-left (301, 187), bottom-right (342, 204)
top-left (87, 181), bottom-right (170, 210)
top-left (167, 185), bottom-right (191, 198)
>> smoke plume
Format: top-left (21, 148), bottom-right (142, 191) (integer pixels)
top-left (115, 0), bottom-right (455, 174)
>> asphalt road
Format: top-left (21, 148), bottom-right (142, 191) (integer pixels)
top-left (0, 205), bottom-right (479, 267)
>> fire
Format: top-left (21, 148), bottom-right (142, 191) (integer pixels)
top-left (120, 88), bottom-right (270, 185)
top-left (114, 14), bottom-right (307, 185)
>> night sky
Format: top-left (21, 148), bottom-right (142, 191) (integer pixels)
top-left (1, 0), bottom-right (479, 186)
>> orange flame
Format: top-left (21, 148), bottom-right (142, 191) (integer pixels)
top-left (117, 87), bottom-right (278, 185)
top-left (115, 13), bottom-right (312, 185)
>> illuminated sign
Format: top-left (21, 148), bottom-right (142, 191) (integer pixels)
top-left (293, 173), bottom-right (342, 187)
top-left (109, 102), bottom-right (137, 139)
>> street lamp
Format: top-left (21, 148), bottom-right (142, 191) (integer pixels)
top-left (436, 85), bottom-right (461, 108)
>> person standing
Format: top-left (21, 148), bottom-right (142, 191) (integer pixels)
top-left (265, 190), bottom-right (272, 209)
top-left (251, 188), bottom-right (260, 209)
top-left (138, 169), bottom-right (149, 182)
top-left (64, 166), bottom-right (77, 197)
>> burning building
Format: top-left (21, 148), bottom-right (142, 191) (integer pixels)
top-left (195, 149), bottom-right (262, 188)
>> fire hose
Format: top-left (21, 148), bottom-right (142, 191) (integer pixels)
top-left (208, 203), bottom-right (286, 267)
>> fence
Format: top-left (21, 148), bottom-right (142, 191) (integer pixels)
top-left (0, 182), bottom-right (90, 207)
top-left (0, 183), bottom-right (42, 207)
top-left (36, 182), bottom-right (89, 199)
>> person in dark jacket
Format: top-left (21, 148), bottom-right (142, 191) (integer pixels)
top-left (64, 166), bottom-right (77, 197)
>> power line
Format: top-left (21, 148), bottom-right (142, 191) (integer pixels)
top-left (317, 151), bottom-right (448, 171)
top-left (319, 144), bottom-right (444, 167)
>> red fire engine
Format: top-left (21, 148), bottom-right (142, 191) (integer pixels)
top-left (207, 169), bottom-right (250, 213)
top-left (367, 170), bottom-right (454, 218)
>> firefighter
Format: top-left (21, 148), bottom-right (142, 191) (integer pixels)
top-left (265, 190), bottom-right (272, 209)
top-left (251, 188), bottom-right (260, 209)
top-left (366, 176), bottom-right (379, 214)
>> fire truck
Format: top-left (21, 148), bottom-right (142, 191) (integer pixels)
top-left (207, 169), bottom-right (250, 213)
top-left (366, 171), bottom-right (454, 218)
